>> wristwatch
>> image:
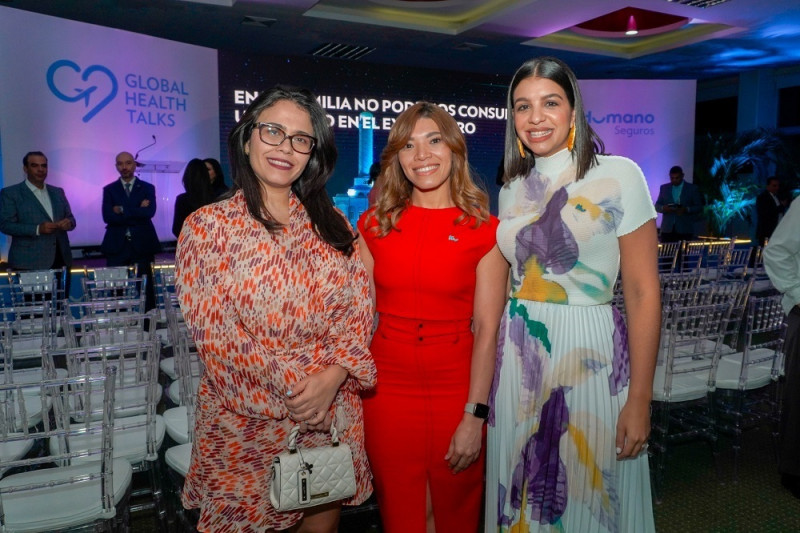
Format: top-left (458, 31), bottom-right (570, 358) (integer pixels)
top-left (465, 402), bottom-right (490, 420)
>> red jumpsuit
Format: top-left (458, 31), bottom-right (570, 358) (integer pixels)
top-left (358, 205), bottom-right (499, 533)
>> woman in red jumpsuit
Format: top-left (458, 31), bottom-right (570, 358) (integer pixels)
top-left (358, 102), bottom-right (508, 532)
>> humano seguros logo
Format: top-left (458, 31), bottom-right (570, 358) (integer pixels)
top-left (46, 59), bottom-right (118, 123)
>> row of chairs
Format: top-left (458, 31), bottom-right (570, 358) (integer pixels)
top-left (657, 240), bottom-right (771, 289)
top-left (649, 280), bottom-right (785, 501)
top-left (0, 262), bottom-right (203, 531)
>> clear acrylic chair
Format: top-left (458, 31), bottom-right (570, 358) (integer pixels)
top-left (678, 240), bottom-right (706, 274)
top-left (62, 307), bottom-right (155, 348)
top-left (751, 246), bottom-right (777, 294)
top-left (151, 263), bottom-right (180, 348)
top-left (660, 270), bottom-right (703, 297)
top-left (657, 241), bottom-right (682, 273)
top-left (719, 246), bottom-right (753, 280)
top-left (163, 328), bottom-right (203, 445)
top-left (163, 326), bottom-right (203, 530)
top-left (714, 293), bottom-right (786, 481)
top-left (49, 339), bottom-right (167, 523)
top-left (81, 276), bottom-right (147, 310)
top-left (650, 301), bottom-right (731, 502)
top-left (702, 241), bottom-right (734, 281)
top-left (0, 368), bottom-right (134, 532)
top-left (0, 297), bottom-right (58, 367)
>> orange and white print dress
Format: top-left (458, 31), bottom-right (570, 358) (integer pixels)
top-left (176, 191), bottom-right (377, 532)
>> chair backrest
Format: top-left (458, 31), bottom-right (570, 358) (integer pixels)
top-left (679, 241), bottom-right (706, 273)
top-left (656, 302), bottom-right (731, 401)
top-left (720, 246), bottom-right (753, 279)
top-left (82, 276), bottom-right (147, 307)
top-left (173, 329), bottom-right (203, 440)
top-left (660, 270), bottom-right (703, 295)
top-left (84, 265), bottom-right (137, 282)
top-left (53, 339), bottom-right (161, 461)
top-left (152, 263), bottom-right (177, 315)
top-left (0, 299), bottom-right (55, 364)
top-left (62, 309), bottom-right (155, 348)
top-left (737, 294), bottom-right (786, 389)
top-left (0, 368), bottom-right (117, 528)
top-left (657, 241), bottom-right (682, 273)
top-left (708, 277), bottom-right (754, 349)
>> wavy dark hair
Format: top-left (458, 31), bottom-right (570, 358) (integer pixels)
top-left (181, 158), bottom-right (215, 210)
top-left (228, 85), bottom-right (355, 256)
top-left (370, 101), bottom-right (489, 236)
top-left (503, 56), bottom-right (605, 183)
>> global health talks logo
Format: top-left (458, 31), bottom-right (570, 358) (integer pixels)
top-left (46, 59), bottom-right (118, 123)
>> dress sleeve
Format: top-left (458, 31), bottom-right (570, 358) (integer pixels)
top-left (176, 208), bottom-right (301, 420)
top-left (321, 242), bottom-right (377, 393)
top-left (615, 158), bottom-right (657, 237)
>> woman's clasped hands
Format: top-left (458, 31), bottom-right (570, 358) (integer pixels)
top-left (284, 365), bottom-right (348, 432)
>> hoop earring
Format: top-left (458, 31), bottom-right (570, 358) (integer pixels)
top-left (517, 138), bottom-right (526, 159)
top-left (567, 125), bottom-right (576, 152)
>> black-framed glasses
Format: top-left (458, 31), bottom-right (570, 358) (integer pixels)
top-left (254, 123), bottom-right (316, 154)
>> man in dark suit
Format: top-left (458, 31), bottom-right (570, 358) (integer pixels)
top-left (101, 151), bottom-right (161, 309)
top-left (756, 176), bottom-right (786, 246)
top-left (0, 151), bottom-right (76, 294)
top-left (654, 165), bottom-right (705, 242)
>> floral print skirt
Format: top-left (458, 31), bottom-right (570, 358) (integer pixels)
top-left (486, 299), bottom-right (655, 533)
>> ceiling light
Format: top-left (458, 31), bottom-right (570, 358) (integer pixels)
top-left (625, 15), bottom-right (638, 36)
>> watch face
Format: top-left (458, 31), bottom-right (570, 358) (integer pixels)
top-left (474, 403), bottom-right (490, 419)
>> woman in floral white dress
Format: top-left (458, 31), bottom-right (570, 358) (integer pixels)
top-left (487, 57), bottom-right (660, 533)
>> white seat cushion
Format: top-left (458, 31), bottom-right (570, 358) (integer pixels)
top-left (0, 436), bottom-right (35, 475)
top-left (50, 414), bottom-right (166, 465)
top-left (653, 366), bottom-right (711, 402)
top-left (160, 356), bottom-right (177, 381)
top-left (163, 405), bottom-right (190, 444)
top-left (0, 458), bottom-right (132, 532)
top-left (715, 350), bottom-right (777, 391)
top-left (165, 443), bottom-right (193, 477)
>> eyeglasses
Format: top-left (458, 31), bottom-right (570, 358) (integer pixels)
top-left (254, 123), bottom-right (316, 154)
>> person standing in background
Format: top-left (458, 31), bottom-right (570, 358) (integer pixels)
top-left (756, 176), bottom-right (786, 246)
top-left (101, 151), bottom-right (161, 309)
top-left (763, 196), bottom-right (800, 500)
top-left (204, 157), bottom-right (229, 198)
top-left (654, 165), bottom-right (705, 242)
top-left (0, 151), bottom-right (76, 295)
top-left (173, 158), bottom-right (215, 238)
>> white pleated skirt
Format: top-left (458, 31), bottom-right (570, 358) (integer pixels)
top-left (486, 298), bottom-right (655, 533)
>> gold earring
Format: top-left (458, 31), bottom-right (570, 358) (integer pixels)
top-left (517, 138), bottom-right (526, 159)
top-left (567, 125), bottom-right (576, 152)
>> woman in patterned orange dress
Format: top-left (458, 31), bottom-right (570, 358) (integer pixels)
top-left (358, 102), bottom-right (509, 532)
top-left (176, 86), bottom-right (377, 532)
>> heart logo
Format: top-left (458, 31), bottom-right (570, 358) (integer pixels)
top-left (46, 59), bottom-right (118, 123)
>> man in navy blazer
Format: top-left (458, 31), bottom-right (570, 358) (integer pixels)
top-left (0, 152), bottom-right (76, 287)
top-left (101, 151), bottom-right (161, 308)
top-left (654, 165), bottom-right (705, 242)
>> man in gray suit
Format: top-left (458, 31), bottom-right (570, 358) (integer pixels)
top-left (0, 151), bottom-right (76, 292)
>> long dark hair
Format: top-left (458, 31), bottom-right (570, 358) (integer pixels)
top-left (182, 158), bottom-right (214, 210)
top-left (503, 56), bottom-right (605, 183)
top-left (227, 85), bottom-right (355, 256)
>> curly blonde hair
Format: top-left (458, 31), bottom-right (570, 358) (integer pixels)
top-left (368, 102), bottom-right (489, 236)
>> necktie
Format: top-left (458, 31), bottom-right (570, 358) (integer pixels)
top-left (125, 182), bottom-right (132, 196)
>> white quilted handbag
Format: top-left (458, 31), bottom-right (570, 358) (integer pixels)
top-left (269, 421), bottom-right (356, 511)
